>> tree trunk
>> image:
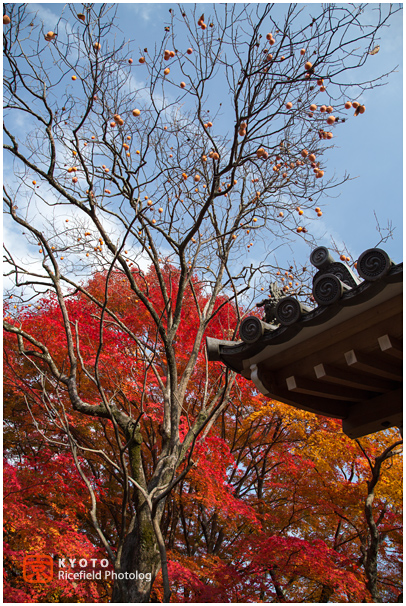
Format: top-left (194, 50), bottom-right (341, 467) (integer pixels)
top-left (364, 488), bottom-right (382, 601)
top-left (112, 424), bottom-right (162, 602)
top-left (111, 504), bottom-right (161, 602)
top-left (319, 585), bottom-right (334, 602)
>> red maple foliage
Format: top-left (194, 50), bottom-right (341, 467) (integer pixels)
top-left (4, 266), bottom-right (402, 602)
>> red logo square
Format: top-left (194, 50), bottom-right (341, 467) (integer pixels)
top-left (23, 554), bottom-right (53, 583)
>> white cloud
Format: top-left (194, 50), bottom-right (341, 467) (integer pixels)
top-left (25, 3), bottom-right (73, 41)
top-left (126, 4), bottom-right (157, 23)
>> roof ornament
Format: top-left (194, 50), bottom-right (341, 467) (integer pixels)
top-left (310, 246), bottom-right (360, 305)
top-left (239, 246), bottom-right (397, 344)
top-left (255, 282), bottom-right (285, 324)
top-left (357, 248), bottom-right (394, 281)
top-left (310, 246), bottom-right (393, 305)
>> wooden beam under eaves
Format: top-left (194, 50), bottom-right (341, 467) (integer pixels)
top-left (286, 375), bottom-right (369, 401)
top-left (314, 363), bottom-right (395, 393)
top-left (342, 388), bottom-right (403, 438)
top-left (378, 334), bottom-right (403, 360)
top-left (345, 349), bottom-right (402, 381)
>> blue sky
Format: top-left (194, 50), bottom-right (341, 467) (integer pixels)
top-left (113, 2), bottom-right (403, 266)
top-left (4, 3), bottom-right (403, 294)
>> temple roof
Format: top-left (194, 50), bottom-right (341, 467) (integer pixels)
top-left (207, 247), bottom-right (403, 438)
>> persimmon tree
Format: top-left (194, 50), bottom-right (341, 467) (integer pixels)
top-left (3, 3), bottom-right (402, 602)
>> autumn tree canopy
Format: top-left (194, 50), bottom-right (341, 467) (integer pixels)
top-left (3, 3), bottom-right (402, 603)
